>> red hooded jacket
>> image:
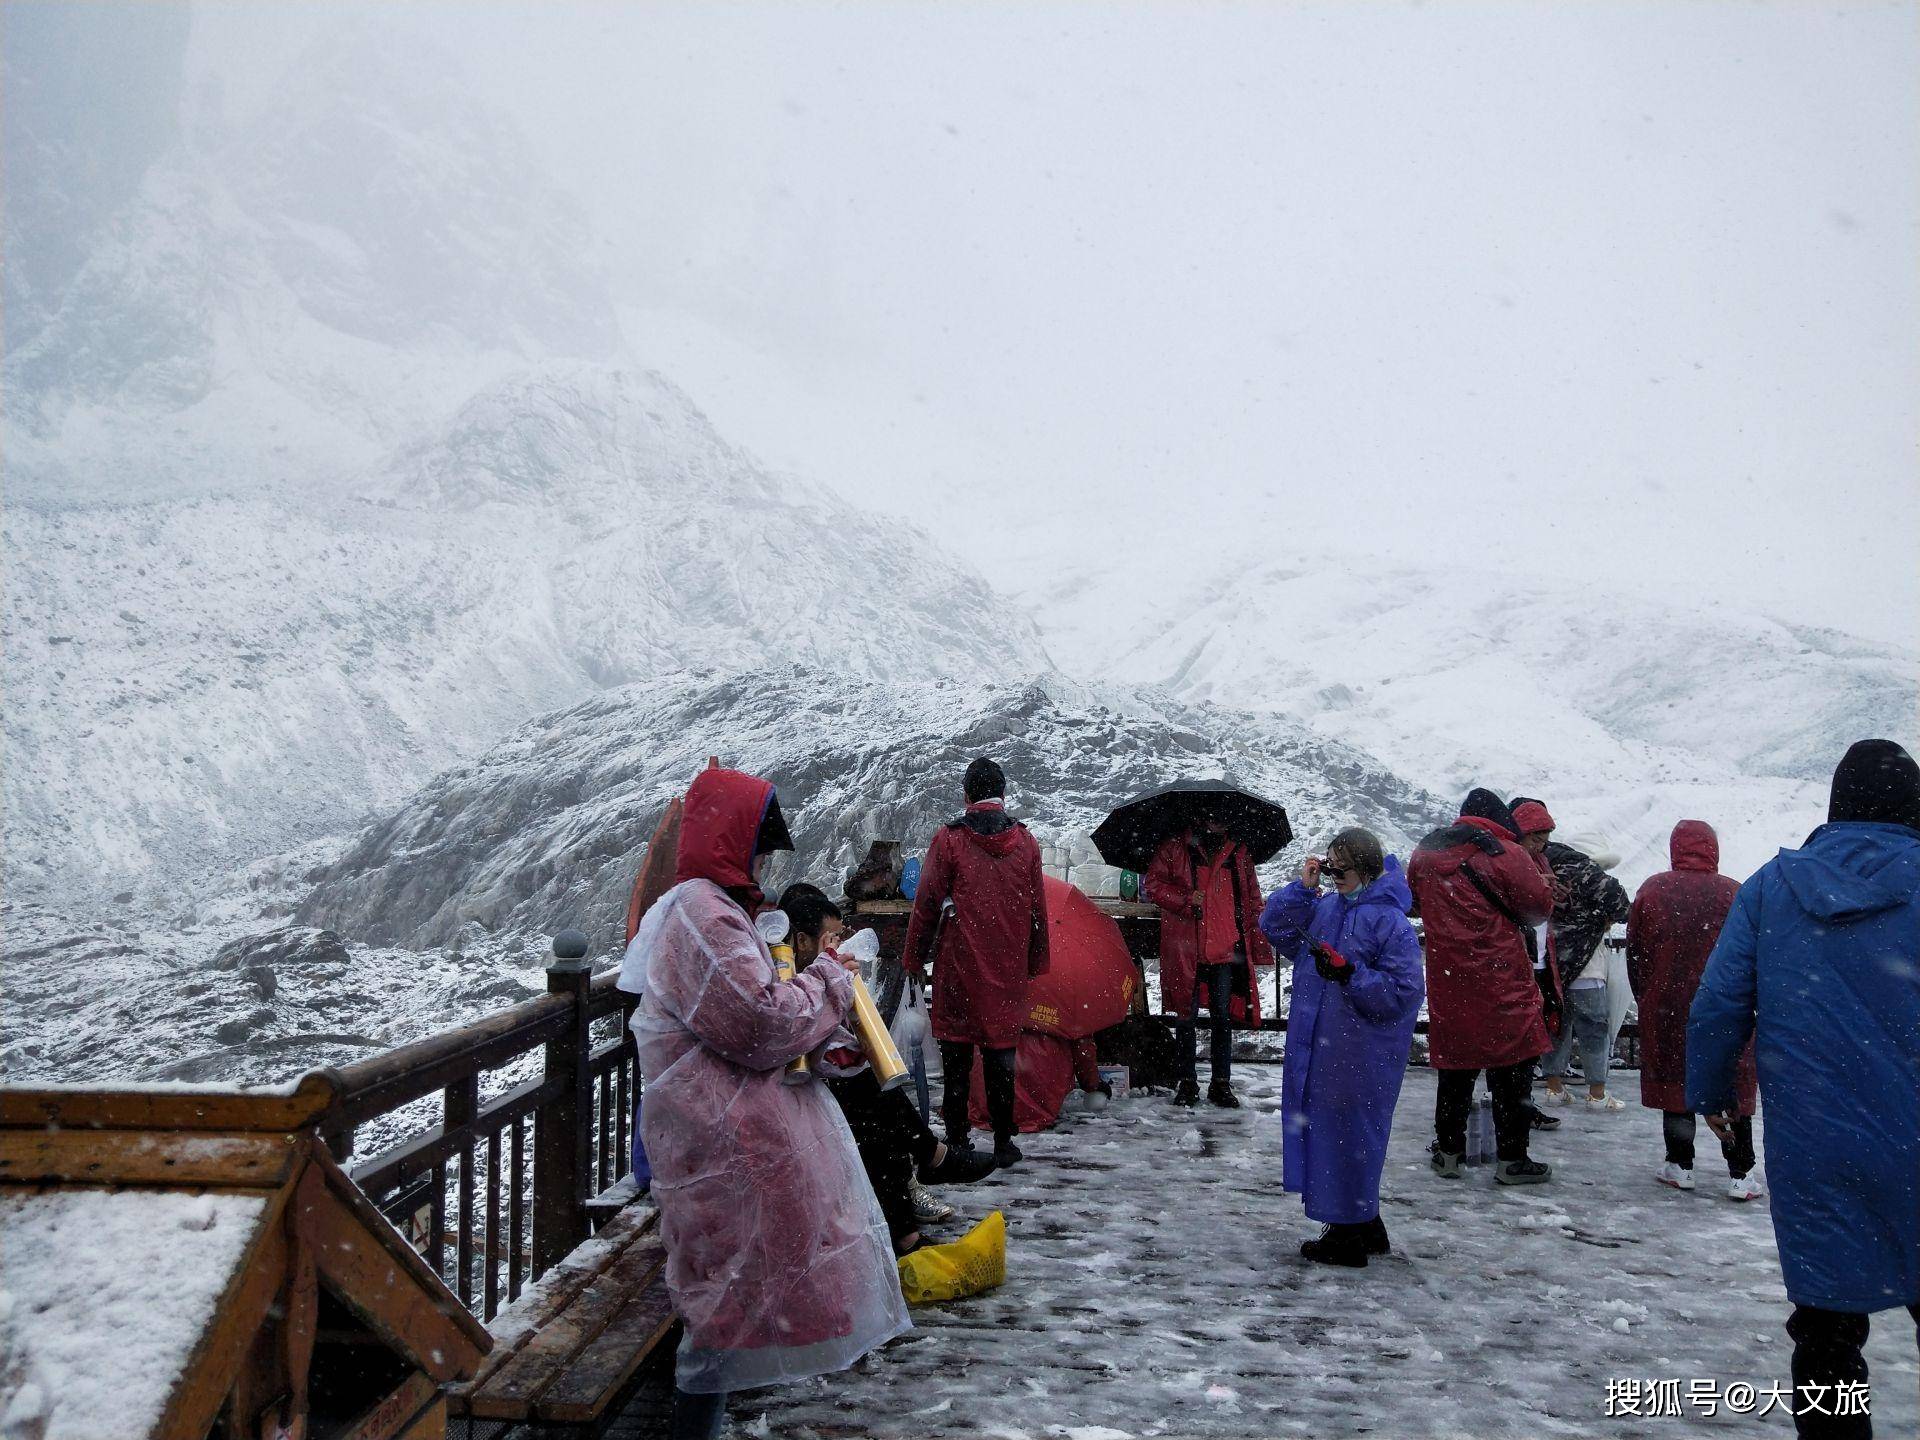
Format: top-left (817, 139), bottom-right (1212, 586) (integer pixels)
top-left (1627, 820), bottom-right (1756, 1116)
top-left (628, 767), bottom-right (909, 1373)
top-left (903, 802), bottom-right (1050, 1047)
top-left (1407, 813), bottom-right (1555, 1069)
top-left (1141, 832), bottom-right (1272, 1023)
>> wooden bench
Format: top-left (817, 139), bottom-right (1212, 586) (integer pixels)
top-left (450, 1201), bottom-right (678, 1436)
top-left (583, 1173), bottom-right (647, 1228)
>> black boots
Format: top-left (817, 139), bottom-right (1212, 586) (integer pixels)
top-left (1173, 1078), bottom-right (1239, 1107)
top-left (920, 1145), bottom-right (996, 1185)
top-left (992, 1137), bottom-right (1023, 1168)
top-left (1300, 1218), bottom-right (1390, 1268)
top-left (1494, 1157), bottom-right (1554, 1185)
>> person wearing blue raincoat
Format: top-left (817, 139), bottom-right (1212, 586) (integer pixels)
top-left (1260, 827), bottom-right (1426, 1268)
top-left (1688, 739), bottom-right (1920, 1435)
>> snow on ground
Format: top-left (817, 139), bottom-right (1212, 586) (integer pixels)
top-left (733, 1066), bottom-right (1917, 1439)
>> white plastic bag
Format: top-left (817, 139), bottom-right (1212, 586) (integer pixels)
top-left (890, 972), bottom-right (929, 1051)
top-left (1465, 1094), bottom-right (1497, 1166)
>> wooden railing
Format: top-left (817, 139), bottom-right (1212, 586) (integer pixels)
top-left (308, 931), bottom-right (638, 1323)
top-left (306, 912), bottom-right (1639, 1329)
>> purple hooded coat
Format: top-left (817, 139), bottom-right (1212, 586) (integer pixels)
top-left (1260, 857), bottom-right (1426, 1224)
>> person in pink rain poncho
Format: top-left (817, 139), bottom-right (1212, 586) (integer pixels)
top-left (617, 767), bottom-right (909, 1439)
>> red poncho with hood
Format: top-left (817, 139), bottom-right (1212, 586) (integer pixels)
top-left (619, 767), bottom-right (909, 1392)
top-left (1627, 820), bottom-right (1755, 1115)
top-left (902, 800), bottom-right (1050, 1047)
top-left (1141, 831), bottom-right (1273, 1023)
top-left (1407, 801), bottom-right (1555, 1069)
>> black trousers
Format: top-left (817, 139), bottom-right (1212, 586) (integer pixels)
top-left (1787, 1304), bottom-right (1920, 1439)
top-left (939, 1040), bottom-right (1016, 1148)
top-left (1174, 962), bottom-right (1234, 1083)
top-left (831, 1068), bottom-right (942, 1242)
top-left (1663, 1110), bottom-right (1756, 1179)
top-left (1434, 1062), bottom-right (1534, 1162)
top-left (670, 1388), bottom-right (726, 1440)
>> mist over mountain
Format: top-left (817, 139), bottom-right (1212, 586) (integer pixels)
top-left (2, 10), bottom-right (1912, 1093)
top-left (0, 22), bottom-right (1043, 919)
top-left (3, 19), bottom-right (615, 506)
top-left (1026, 552), bottom-right (1919, 886)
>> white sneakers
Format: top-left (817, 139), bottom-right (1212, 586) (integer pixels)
top-left (1655, 1164), bottom-right (1764, 1200)
top-left (1541, 1088), bottom-right (1622, 1110)
top-left (1655, 1162), bottom-right (1697, 1191)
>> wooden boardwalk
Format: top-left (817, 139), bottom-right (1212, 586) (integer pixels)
top-left (566, 1065), bottom-right (1914, 1439)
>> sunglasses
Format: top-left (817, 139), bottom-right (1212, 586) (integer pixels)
top-left (1318, 857), bottom-right (1351, 879)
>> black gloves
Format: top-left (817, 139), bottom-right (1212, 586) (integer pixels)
top-left (1310, 940), bottom-right (1353, 984)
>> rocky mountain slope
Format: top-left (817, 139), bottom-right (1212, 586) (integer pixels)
top-left (296, 668), bottom-right (1445, 954)
top-left (0, 671), bottom-right (1443, 1087)
top-left (1, 16), bottom-right (1047, 916)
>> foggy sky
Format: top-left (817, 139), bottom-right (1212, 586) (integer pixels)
top-left (191, 2), bottom-right (1920, 646)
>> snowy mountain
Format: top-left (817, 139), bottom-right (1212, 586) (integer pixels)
top-left (1022, 548), bottom-right (1920, 885)
top-left (4, 20), bottom-right (615, 507)
top-left (7, 11), bottom-right (1913, 1102)
top-left (2, 363), bottom-right (1048, 914)
top-left (1, 18), bottom-right (1047, 917)
top-left (295, 668), bottom-right (1444, 954)
top-left (0, 669), bottom-right (1440, 1087)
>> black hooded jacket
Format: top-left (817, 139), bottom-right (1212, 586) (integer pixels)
top-left (1543, 841), bottom-right (1630, 987)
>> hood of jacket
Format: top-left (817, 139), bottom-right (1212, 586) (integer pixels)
top-left (1345, 854), bottom-right (1413, 914)
top-left (1827, 738), bottom-right (1920, 830)
top-left (676, 768), bottom-right (781, 892)
top-left (1777, 822), bottom-right (1920, 924)
top-left (952, 801), bottom-right (1023, 856)
top-left (1669, 819), bottom-right (1720, 874)
top-left (1459, 788), bottom-right (1518, 840)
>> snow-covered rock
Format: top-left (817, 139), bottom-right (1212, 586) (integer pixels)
top-left (2, 362), bottom-right (1047, 912)
top-left (295, 668), bottom-right (1445, 954)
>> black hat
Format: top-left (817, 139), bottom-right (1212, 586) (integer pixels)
top-left (1828, 740), bottom-right (1920, 832)
top-left (1459, 787), bottom-right (1518, 840)
top-left (964, 757), bottom-right (1006, 803)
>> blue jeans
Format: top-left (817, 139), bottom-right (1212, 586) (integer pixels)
top-left (1543, 983), bottom-right (1612, 1087)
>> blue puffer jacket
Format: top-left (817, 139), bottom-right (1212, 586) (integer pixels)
top-left (1260, 857), bottom-right (1425, 1224)
top-left (1688, 821), bottom-right (1920, 1312)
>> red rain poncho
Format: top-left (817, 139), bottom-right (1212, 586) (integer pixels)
top-left (902, 801), bottom-right (1050, 1047)
top-left (1407, 812), bottom-right (1555, 1069)
top-left (1628, 819), bottom-right (1755, 1116)
top-left (620, 768), bottom-right (909, 1392)
top-left (1141, 832), bottom-right (1272, 1023)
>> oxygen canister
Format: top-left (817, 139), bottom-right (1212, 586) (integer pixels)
top-left (758, 910), bottom-right (813, 1087)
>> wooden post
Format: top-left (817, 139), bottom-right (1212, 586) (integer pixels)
top-left (532, 930), bottom-right (593, 1277)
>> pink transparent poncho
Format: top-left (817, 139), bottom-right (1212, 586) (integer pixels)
top-left (619, 877), bottom-right (910, 1393)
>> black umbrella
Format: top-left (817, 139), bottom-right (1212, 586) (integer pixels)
top-left (1092, 779), bottom-right (1293, 872)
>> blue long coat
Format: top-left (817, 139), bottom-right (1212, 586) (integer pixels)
top-left (1261, 858), bottom-right (1426, 1224)
top-left (1688, 821), bottom-right (1920, 1312)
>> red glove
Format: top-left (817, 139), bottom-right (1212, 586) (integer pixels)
top-left (1309, 939), bottom-right (1352, 984)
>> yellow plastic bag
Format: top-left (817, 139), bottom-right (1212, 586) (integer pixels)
top-left (896, 1209), bottom-right (1006, 1304)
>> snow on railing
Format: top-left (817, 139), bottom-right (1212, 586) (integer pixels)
top-left (308, 929), bottom-right (638, 1323)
